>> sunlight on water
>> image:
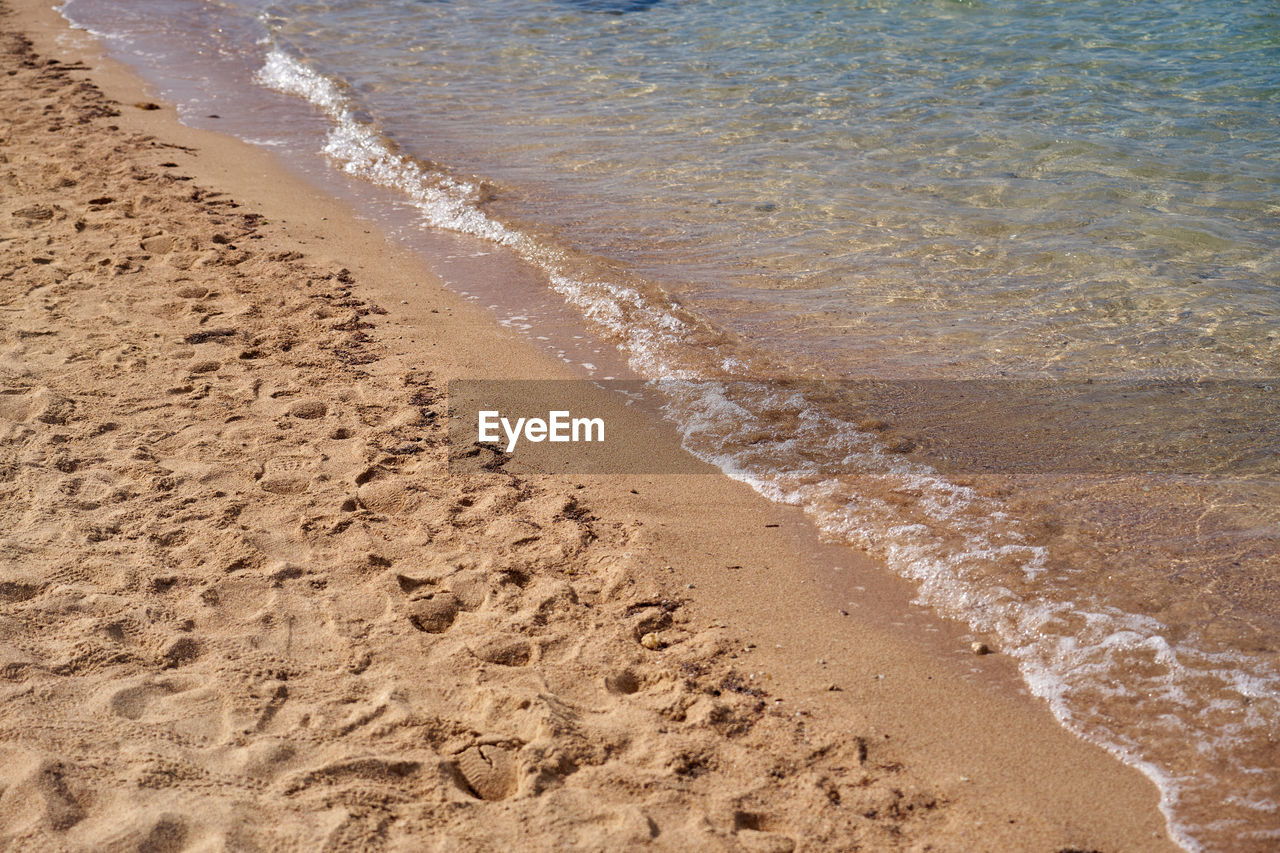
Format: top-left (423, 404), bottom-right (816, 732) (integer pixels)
top-left (257, 0), bottom-right (1280, 378)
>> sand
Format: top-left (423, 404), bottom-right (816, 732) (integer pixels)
top-left (0, 2), bottom-right (1181, 850)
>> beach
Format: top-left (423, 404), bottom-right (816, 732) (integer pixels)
top-left (0, 1), bottom-right (1187, 849)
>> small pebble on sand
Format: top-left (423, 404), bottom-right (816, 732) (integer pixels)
top-left (971, 642), bottom-right (992, 656)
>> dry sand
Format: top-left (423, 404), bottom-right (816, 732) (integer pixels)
top-left (0, 2), bottom-right (1181, 850)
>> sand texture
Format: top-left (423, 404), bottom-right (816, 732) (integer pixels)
top-left (0, 4), bottom-right (1180, 851)
top-left (0, 21), bottom-right (954, 852)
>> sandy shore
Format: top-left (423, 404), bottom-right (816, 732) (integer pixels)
top-left (0, 2), bottom-right (1180, 850)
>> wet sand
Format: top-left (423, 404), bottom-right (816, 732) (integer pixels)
top-left (0, 1), bottom-right (1180, 849)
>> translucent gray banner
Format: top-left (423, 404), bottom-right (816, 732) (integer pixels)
top-left (448, 378), bottom-right (1279, 476)
top-left (447, 380), bottom-right (714, 475)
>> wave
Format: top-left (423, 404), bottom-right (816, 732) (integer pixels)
top-left (255, 43), bottom-right (1280, 852)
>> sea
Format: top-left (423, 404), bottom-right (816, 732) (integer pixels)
top-left (58, 1), bottom-right (1280, 849)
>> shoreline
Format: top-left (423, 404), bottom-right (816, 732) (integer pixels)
top-left (0, 1), bottom-right (1180, 849)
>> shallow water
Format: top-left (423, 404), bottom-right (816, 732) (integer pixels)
top-left (61, 0), bottom-right (1280, 849)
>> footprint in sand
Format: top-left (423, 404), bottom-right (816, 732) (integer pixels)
top-left (257, 456), bottom-right (313, 495)
top-left (97, 814), bottom-right (189, 853)
top-left (140, 233), bottom-right (174, 254)
top-left (286, 399), bottom-right (327, 420)
top-left (604, 670), bottom-right (641, 695)
top-left (444, 570), bottom-right (490, 610)
top-left (356, 476), bottom-right (420, 515)
top-left (0, 754), bottom-right (85, 833)
top-left (396, 568), bottom-right (504, 635)
top-left (0, 386), bottom-right (73, 424)
top-left (11, 203), bottom-right (60, 225)
top-left (406, 592), bottom-right (461, 634)
top-left (453, 743), bottom-right (519, 801)
top-left (467, 635), bottom-right (533, 667)
top-left (7, 517), bottom-right (71, 552)
top-left (108, 678), bottom-right (190, 721)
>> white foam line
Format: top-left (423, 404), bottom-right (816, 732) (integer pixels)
top-left (662, 379), bottom-right (1280, 853)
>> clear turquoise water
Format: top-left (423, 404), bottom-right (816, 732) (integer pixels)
top-left (62, 1), bottom-right (1280, 849)
top-left (249, 0), bottom-right (1280, 377)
